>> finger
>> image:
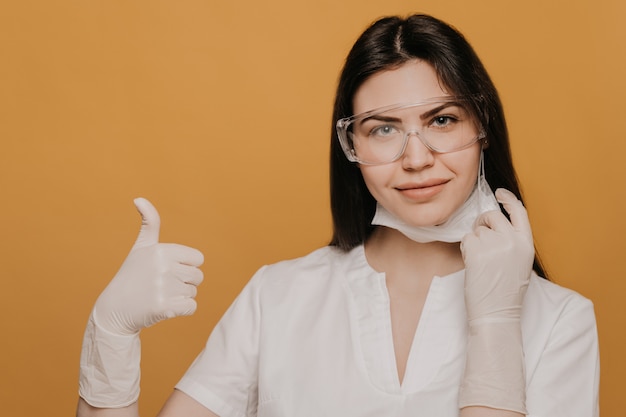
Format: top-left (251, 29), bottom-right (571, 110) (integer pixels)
top-left (173, 263), bottom-right (204, 286)
top-left (460, 232), bottom-right (479, 260)
top-left (171, 298), bottom-right (198, 317)
top-left (495, 188), bottom-right (532, 237)
top-left (184, 283), bottom-right (198, 298)
top-left (474, 209), bottom-right (513, 233)
top-left (132, 197), bottom-right (161, 249)
top-left (168, 279), bottom-right (199, 298)
top-left (161, 243), bottom-right (205, 267)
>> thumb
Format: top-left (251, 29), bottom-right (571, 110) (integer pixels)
top-left (132, 197), bottom-right (160, 249)
top-left (495, 188), bottom-right (532, 238)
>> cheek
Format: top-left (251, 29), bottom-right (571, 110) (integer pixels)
top-left (359, 165), bottom-right (390, 200)
top-left (444, 142), bottom-right (481, 169)
top-left (450, 150), bottom-right (481, 192)
top-left (438, 147), bottom-right (481, 192)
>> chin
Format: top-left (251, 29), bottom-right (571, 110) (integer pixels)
top-left (403, 215), bottom-right (450, 228)
top-left (402, 207), bottom-right (453, 227)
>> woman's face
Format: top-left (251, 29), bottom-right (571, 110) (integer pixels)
top-left (354, 60), bottom-right (481, 227)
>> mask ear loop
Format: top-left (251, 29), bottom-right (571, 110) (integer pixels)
top-left (477, 149), bottom-right (487, 213)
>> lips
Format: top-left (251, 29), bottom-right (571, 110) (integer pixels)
top-left (395, 178), bottom-right (450, 200)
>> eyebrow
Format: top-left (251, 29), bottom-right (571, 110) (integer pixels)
top-left (357, 101), bottom-right (466, 126)
top-left (358, 115), bottom-right (402, 125)
top-left (419, 102), bottom-right (465, 121)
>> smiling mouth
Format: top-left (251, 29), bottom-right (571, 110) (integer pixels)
top-left (395, 179), bottom-right (450, 200)
top-left (396, 179), bottom-right (450, 191)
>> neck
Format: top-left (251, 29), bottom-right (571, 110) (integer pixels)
top-left (364, 226), bottom-right (464, 284)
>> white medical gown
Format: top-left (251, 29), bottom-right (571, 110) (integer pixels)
top-left (176, 245), bottom-right (599, 417)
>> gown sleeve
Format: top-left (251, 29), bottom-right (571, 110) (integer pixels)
top-left (175, 266), bottom-right (268, 417)
top-left (525, 292), bottom-right (600, 417)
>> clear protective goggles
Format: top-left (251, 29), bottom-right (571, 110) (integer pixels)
top-left (336, 96), bottom-right (486, 165)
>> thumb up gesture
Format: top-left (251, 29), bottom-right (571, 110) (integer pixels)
top-left (93, 198), bottom-right (205, 336)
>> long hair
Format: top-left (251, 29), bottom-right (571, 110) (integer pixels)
top-left (328, 14), bottom-right (549, 278)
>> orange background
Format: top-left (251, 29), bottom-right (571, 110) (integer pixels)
top-left (1, 1), bottom-right (624, 416)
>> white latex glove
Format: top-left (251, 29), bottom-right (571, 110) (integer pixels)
top-left (79, 198), bottom-right (204, 407)
top-left (459, 188), bottom-right (534, 415)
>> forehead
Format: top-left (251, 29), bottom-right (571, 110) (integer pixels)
top-left (352, 60), bottom-right (451, 115)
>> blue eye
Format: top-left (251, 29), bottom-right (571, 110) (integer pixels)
top-left (371, 124), bottom-right (398, 136)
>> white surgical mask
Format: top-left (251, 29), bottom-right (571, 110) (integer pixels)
top-left (371, 152), bottom-right (499, 243)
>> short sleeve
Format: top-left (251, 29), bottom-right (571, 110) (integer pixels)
top-left (526, 296), bottom-right (600, 417)
top-left (176, 266), bottom-right (267, 417)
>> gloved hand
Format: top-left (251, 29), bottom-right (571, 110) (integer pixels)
top-left (459, 188), bottom-right (534, 415)
top-left (79, 198), bottom-right (204, 407)
top-left (94, 198), bottom-right (205, 335)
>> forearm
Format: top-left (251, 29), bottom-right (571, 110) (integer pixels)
top-left (77, 397), bottom-right (138, 417)
top-left (459, 321), bottom-right (526, 413)
top-left (461, 406), bottom-right (524, 417)
top-left (76, 198), bottom-right (204, 416)
top-left (460, 189), bottom-right (532, 416)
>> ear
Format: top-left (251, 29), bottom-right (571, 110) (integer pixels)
top-left (481, 137), bottom-right (489, 150)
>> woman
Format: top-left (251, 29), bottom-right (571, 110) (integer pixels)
top-left (77, 14), bottom-right (599, 417)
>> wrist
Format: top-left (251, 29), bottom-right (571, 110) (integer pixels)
top-left (460, 320), bottom-right (526, 415)
top-left (79, 311), bottom-right (141, 408)
top-left (92, 297), bottom-right (141, 336)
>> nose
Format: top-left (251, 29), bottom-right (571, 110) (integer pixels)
top-left (401, 131), bottom-right (435, 170)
